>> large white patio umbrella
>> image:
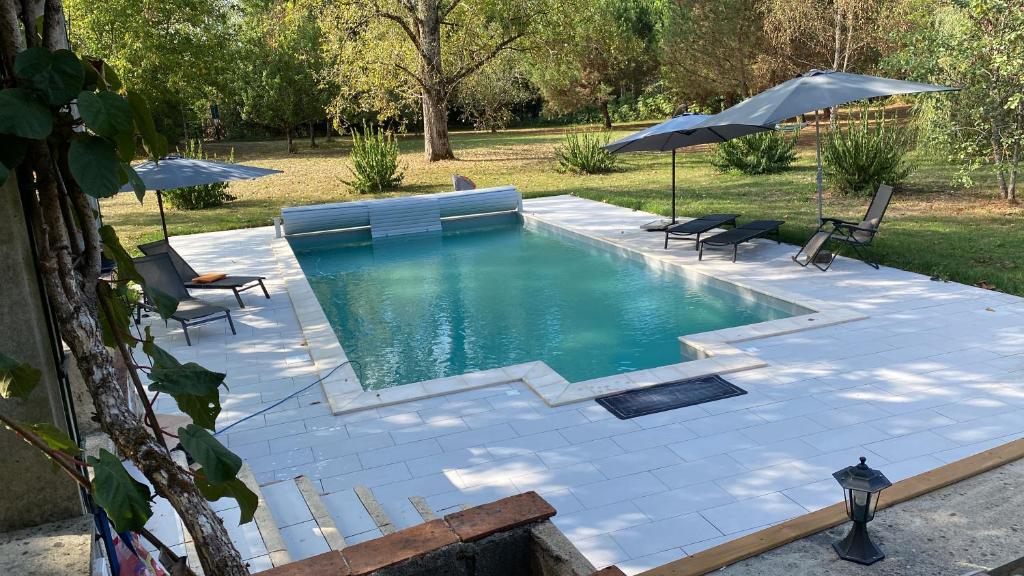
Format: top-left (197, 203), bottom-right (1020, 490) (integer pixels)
top-left (604, 113), bottom-right (771, 230)
top-left (695, 70), bottom-right (957, 221)
top-left (120, 156), bottom-right (282, 240)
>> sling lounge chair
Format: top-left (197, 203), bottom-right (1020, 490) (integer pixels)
top-left (663, 213), bottom-right (740, 249)
top-left (793, 183), bottom-right (894, 271)
top-left (139, 239), bottom-right (270, 308)
top-left (698, 220), bottom-right (784, 262)
top-left (133, 253), bottom-right (236, 346)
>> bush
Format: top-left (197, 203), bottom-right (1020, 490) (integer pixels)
top-left (711, 131), bottom-right (797, 175)
top-left (555, 131), bottom-right (618, 174)
top-left (345, 124), bottom-right (404, 194)
top-left (162, 140), bottom-right (236, 210)
top-left (823, 107), bottom-right (913, 195)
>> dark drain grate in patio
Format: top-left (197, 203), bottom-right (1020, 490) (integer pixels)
top-left (596, 374), bottom-right (747, 419)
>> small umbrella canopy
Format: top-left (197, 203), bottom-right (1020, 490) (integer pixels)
top-left (604, 114), bottom-right (772, 228)
top-left (696, 70), bottom-right (957, 220)
top-left (120, 156), bottom-right (282, 240)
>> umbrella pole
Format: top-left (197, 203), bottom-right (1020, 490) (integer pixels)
top-left (815, 109), bottom-right (824, 223)
top-left (157, 190), bottom-right (169, 241)
top-left (671, 149), bottom-right (677, 223)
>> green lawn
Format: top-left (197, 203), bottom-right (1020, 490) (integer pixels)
top-left (99, 125), bottom-right (1024, 295)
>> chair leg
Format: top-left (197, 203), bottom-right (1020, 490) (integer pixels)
top-left (732, 245), bottom-right (738, 263)
top-left (664, 232), bottom-right (669, 250)
top-left (182, 323), bottom-right (192, 346)
top-left (225, 310), bottom-right (236, 335)
top-left (232, 287), bottom-right (245, 308)
top-left (258, 279), bottom-right (270, 299)
top-left (694, 232), bottom-right (701, 250)
top-left (698, 243), bottom-right (704, 261)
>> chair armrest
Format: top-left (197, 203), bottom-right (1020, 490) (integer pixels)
top-left (835, 222), bottom-right (877, 233)
top-left (821, 217), bottom-right (856, 226)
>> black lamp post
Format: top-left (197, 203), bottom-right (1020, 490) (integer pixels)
top-left (832, 456), bottom-right (892, 565)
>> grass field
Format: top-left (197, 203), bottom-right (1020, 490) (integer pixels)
top-left (99, 125), bottom-right (1024, 295)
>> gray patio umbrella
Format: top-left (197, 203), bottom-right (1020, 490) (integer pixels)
top-left (120, 156), bottom-right (282, 240)
top-left (696, 70), bottom-right (957, 220)
top-left (604, 113), bottom-right (772, 230)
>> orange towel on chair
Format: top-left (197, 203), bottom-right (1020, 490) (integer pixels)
top-left (191, 273), bottom-right (227, 283)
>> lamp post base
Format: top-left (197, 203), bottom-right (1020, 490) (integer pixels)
top-left (833, 522), bottom-right (885, 565)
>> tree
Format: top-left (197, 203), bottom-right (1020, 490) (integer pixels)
top-left (530, 0), bottom-right (662, 128)
top-left (886, 0), bottom-right (1024, 200)
top-left (236, 0), bottom-right (331, 153)
top-left (454, 52), bottom-right (533, 132)
top-left (65, 0), bottom-right (234, 143)
top-left (320, 0), bottom-right (540, 161)
top-left (0, 3), bottom-right (254, 574)
top-left (659, 0), bottom-right (778, 106)
top-left (762, 0), bottom-right (886, 75)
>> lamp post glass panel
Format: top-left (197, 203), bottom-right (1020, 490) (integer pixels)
top-left (832, 456), bottom-right (892, 565)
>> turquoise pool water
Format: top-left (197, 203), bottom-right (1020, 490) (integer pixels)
top-left (290, 216), bottom-right (800, 390)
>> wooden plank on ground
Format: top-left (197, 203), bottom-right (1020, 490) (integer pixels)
top-left (642, 438), bottom-right (1024, 576)
top-left (354, 485), bottom-right (396, 535)
top-left (295, 475), bottom-right (347, 551)
top-left (409, 496), bottom-right (437, 521)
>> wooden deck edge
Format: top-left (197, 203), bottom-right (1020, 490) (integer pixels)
top-left (641, 438), bottom-right (1024, 576)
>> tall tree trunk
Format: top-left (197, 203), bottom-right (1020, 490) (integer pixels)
top-left (1009, 143), bottom-right (1018, 202)
top-left (418, 0), bottom-right (455, 161)
top-left (599, 101), bottom-right (612, 129)
top-left (308, 120), bottom-right (318, 148)
top-left (992, 123), bottom-right (1008, 199)
top-left (285, 124), bottom-right (296, 154)
top-left (325, 117), bottom-right (333, 142)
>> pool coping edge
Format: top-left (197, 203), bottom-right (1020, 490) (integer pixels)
top-left (271, 198), bottom-right (868, 414)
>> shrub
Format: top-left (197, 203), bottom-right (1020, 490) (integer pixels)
top-left (345, 123), bottom-right (404, 194)
top-left (711, 131), bottom-right (797, 175)
top-left (162, 140), bottom-right (236, 210)
top-left (823, 106), bottom-right (913, 195)
top-left (555, 131), bottom-right (618, 174)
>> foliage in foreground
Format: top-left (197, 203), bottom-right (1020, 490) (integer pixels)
top-left (346, 123), bottom-right (404, 193)
top-left (711, 131), bottom-right (797, 175)
top-left (0, 32), bottom-right (251, 574)
top-left (162, 140), bottom-right (236, 210)
top-left (823, 106), bottom-right (913, 195)
top-left (555, 131), bottom-right (619, 174)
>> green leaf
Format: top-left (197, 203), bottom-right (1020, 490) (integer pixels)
top-left (98, 225), bottom-right (140, 283)
top-left (126, 91), bottom-right (167, 159)
top-left (98, 61), bottom-right (122, 91)
top-left (0, 135), bottom-right (28, 170)
top-left (68, 136), bottom-right (120, 197)
top-left (88, 449), bottom-right (153, 532)
top-left (194, 470), bottom-right (258, 524)
top-left (98, 283), bottom-right (136, 347)
top-left (28, 422), bottom-right (81, 458)
top-left (14, 48), bottom-right (84, 106)
top-left (114, 132), bottom-right (136, 163)
top-left (120, 163), bottom-right (146, 202)
top-left (0, 352), bottom-right (41, 399)
top-left (77, 91), bottom-right (133, 138)
top-left (143, 338), bottom-right (224, 430)
top-left (0, 88), bottom-right (53, 139)
top-left (178, 424), bottom-right (241, 484)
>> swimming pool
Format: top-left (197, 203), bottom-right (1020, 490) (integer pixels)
top-left (289, 215), bottom-right (803, 390)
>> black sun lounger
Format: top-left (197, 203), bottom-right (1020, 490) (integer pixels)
top-left (139, 239), bottom-right (270, 308)
top-left (663, 213), bottom-right (740, 249)
top-left (133, 253), bottom-right (236, 346)
top-left (699, 220), bottom-right (784, 262)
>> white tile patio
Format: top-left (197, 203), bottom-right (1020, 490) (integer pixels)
top-left (143, 195), bottom-right (1024, 574)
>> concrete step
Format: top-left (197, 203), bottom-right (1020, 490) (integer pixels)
top-left (260, 477), bottom-right (331, 562)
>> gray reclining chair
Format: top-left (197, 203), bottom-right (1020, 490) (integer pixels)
top-left (793, 183), bottom-right (894, 271)
top-left (133, 253), bottom-right (236, 346)
top-left (139, 239), bottom-right (269, 308)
